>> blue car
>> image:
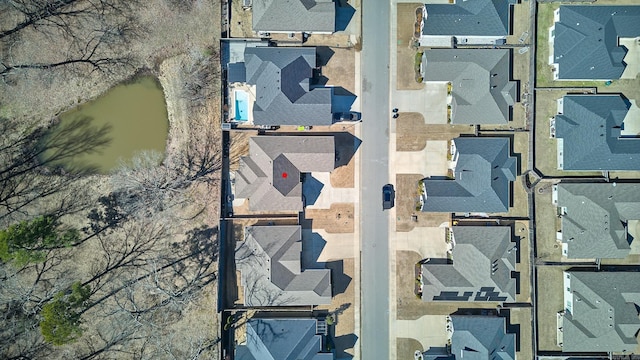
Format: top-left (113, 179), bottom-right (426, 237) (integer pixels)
top-left (382, 184), bottom-right (395, 210)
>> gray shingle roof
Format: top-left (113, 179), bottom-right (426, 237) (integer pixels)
top-left (557, 182), bottom-right (640, 259)
top-left (244, 47), bottom-right (333, 126)
top-left (235, 225), bottom-right (332, 306)
top-left (553, 6), bottom-right (640, 80)
top-left (427, 316), bottom-right (515, 360)
top-left (252, 0), bottom-right (335, 33)
top-left (563, 271), bottom-right (640, 353)
top-left (421, 226), bottom-right (516, 303)
top-left (555, 95), bottom-right (640, 170)
top-left (235, 318), bottom-right (334, 360)
top-left (423, 49), bottom-right (517, 125)
top-left (235, 136), bottom-right (335, 212)
top-left (422, 0), bottom-right (513, 37)
top-left (422, 137), bottom-right (517, 213)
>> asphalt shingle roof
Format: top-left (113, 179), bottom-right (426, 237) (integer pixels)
top-left (557, 182), bottom-right (640, 259)
top-left (235, 225), bottom-right (332, 306)
top-left (563, 271), bottom-right (640, 353)
top-left (422, 137), bottom-right (517, 213)
top-left (235, 136), bottom-right (335, 212)
top-left (235, 318), bottom-right (334, 360)
top-left (244, 47), bottom-right (333, 126)
top-left (423, 49), bottom-right (517, 125)
top-left (422, 0), bottom-right (513, 37)
top-left (421, 226), bottom-right (516, 303)
top-left (552, 5), bottom-right (640, 80)
top-left (252, 0), bottom-right (335, 33)
top-left (555, 95), bottom-right (640, 170)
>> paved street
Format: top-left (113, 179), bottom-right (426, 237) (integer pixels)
top-left (359, 0), bottom-right (391, 358)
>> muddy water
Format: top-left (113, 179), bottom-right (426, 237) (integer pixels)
top-left (52, 76), bottom-right (168, 173)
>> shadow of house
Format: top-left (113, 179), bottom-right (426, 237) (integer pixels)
top-left (302, 174), bottom-right (325, 207)
top-left (316, 46), bottom-right (335, 67)
top-left (335, 0), bottom-right (356, 32)
top-left (326, 260), bottom-right (352, 296)
top-left (333, 131), bottom-right (361, 167)
top-left (331, 88), bottom-right (357, 115)
top-left (332, 333), bottom-right (357, 359)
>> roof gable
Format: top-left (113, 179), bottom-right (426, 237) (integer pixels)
top-left (563, 271), bottom-right (640, 352)
top-left (236, 318), bottom-right (334, 360)
top-left (423, 49), bottom-right (516, 125)
top-left (555, 95), bottom-right (639, 170)
top-left (421, 226), bottom-right (516, 302)
top-left (422, 0), bottom-right (513, 37)
top-left (244, 47), bottom-right (332, 126)
top-left (552, 5), bottom-right (640, 79)
top-left (449, 316), bottom-right (516, 360)
top-left (422, 137), bottom-right (517, 213)
top-left (235, 226), bottom-right (332, 306)
top-left (252, 0), bottom-right (335, 33)
top-left (235, 136), bottom-right (335, 212)
top-left (557, 182), bottom-right (640, 259)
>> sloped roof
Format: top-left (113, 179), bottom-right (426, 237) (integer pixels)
top-left (553, 6), bottom-right (640, 80)
top-left (235, 136), bottom-right (335, 212)
top-left (563, 271), bottom-right (640, 352)
top-left (422, 137), bottom-right (517, 213)
top-left (555, 95), bottom-right (639, 170)
top-left (421, 226), bottom-right (516, 302)
top-left (422, 0), bottom-right (513, 37)
top-left (558, 182), bottom-right (640, 259)
top-left (235, 225), bottom-right (332, 306)
top-left (235, 318), bottom-right (334, 360)
top-left (423, 49), bottom-right (517, 125)
top-left (252, 0), bottom-right (335, 33)
top-left (448, 316), bottom-right (515, 360)
top-left (244, 47), bottom-right (332, 126)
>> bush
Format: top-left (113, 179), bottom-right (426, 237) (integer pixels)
top-left (40, 282), bottom-right (91, 346)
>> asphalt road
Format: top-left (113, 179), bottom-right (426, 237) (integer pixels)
top-left (359, 0), bottom-right (391, 358)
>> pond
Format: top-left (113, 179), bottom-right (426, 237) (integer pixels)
top-left (47, 76), bottom-right (169, 173)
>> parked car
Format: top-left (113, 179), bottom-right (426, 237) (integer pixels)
top-left (335, 112), bottom-right (361, 121)
top-left (382, 184), bottom-right (395, 210)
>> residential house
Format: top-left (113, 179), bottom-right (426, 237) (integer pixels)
top-left (421, 226), bottom-right (517, 302)
top-left (553, 94), bottom-right (640, 171)
top-left (235, 318), bottom-right (333, 360)
top-left (235, 225), bottom-right (332, 306)
top-left (422, 49), bottom-right (517, 125)
top-left (549, 5), bottom-right (640, 80)
top-left (420, 137), bottom-right (517, 213)
top-left (252, 0), bottom-right (335, 34)
top-left (419, 0), bottom-right (515, 47)
top-left (424, 315), bottom-right (516, 360)
top-left (235, 135), bottom-right (335, 213)
top-left (554, 182), bottom-right (640, 259)
top-left (560, 271), bottom-right (640, 353)
top-left (228, 47), bottom-right (333, 126)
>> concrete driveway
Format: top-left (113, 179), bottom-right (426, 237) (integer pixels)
top-left (621, 37), bottom-right (639, 80)
top-left (395, 315), bottom-right (449, 352)
top-left (394, 227), bottom-right (448, 259)
top-left (393, 140), bottom-right (448, 176)
top-left (394, 83), bottom-right (448, 124)
top-left (303, 229), bottom-right (356, 266)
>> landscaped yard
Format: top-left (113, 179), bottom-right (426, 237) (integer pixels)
top-left (397, 3), bottom-right (425, 91)
top-left (536, 265), bottom-right (567, 352)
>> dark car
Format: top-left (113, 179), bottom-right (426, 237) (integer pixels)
top-left (335, 112), bottom-right (361, 121)
top-left (382, 184), bottom-right (395, 210)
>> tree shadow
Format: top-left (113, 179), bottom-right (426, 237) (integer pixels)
top-left (335, 0), bottom-right (356, 32)
top-left (331, 87), bottom-right (357, 114)
top-left (302, 174), bottom-right (325, 206)
top-left (333, 131), bottom-right (362, 167)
